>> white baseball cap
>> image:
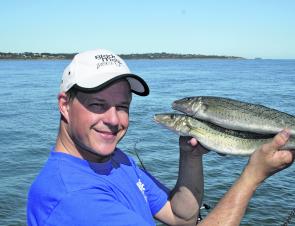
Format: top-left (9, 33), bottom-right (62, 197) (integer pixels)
top-left (60, 49), bottom-right (149, 96)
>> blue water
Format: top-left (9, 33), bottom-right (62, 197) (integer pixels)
top-left (0, 59), bottom-right (295, 226)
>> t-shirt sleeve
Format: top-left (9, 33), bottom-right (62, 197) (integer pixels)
top-left (45, 190), bottom-right (152, 226)
top-left (137, 168), bottom-right (170, 216)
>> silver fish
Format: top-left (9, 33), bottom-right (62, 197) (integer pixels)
top-left (154, 113), bottom-right (295, 156)
top-left (172, 96), bottom-right (295, 135)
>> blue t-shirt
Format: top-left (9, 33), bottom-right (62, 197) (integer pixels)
top-left (27, 148), bottom-right (168, 226)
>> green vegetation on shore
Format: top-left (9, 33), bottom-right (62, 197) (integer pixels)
top-left (0, 52), bottom-right (245, 60)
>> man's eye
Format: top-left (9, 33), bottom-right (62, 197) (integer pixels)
top-left (89, 103), bottom-right (104, 107)
top-left (117, 105), bottom-right (129, 111)
top-left (88, 103), bottom-right (107, 112)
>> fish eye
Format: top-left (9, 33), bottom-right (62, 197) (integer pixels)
top-left (169, 115), bottom-right (174, 119)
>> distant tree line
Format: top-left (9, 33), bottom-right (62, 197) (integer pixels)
top-left (119, 52), bottom-right (243, 59)
top-left (0, 52), bottom-right (75, 59)
top-left (0, 52), bottom-right (244, 60)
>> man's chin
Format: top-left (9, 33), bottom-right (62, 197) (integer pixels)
top-left (74, 140), bottom-right (114, 159)
top-left (88, 141), bottom-right (117, 154)
top-left (79, 146), bottom-right (114, 162)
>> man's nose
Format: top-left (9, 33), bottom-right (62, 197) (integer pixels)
top-left (103, 106), bottom-right (120, 126)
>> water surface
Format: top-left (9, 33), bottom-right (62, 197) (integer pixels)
top-left (0, 59), bottom-right (294, 226)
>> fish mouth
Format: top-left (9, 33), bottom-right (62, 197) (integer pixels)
top-left (154, 113), bottom-right (180, 122)
top-left (171, 101), bottom-right (182, 111)
top-left (153, 114), bottom-right (176, 129)
top-left (171, 102), bottom-right (177, 110)
top-left (172, 99), bottom-right (194, 115)
top-left (153, 114), bottom-right (168, 124)
top-left (153, 114), bottom-right (160, 123)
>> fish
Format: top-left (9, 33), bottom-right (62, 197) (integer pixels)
top-left (154, 113), bottom-right (295, 156)
top-left (172, 96), bottom-right (295, 135)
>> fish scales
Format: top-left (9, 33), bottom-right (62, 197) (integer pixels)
top-left (172, 96), bottom-right (295, 135)
top-left (199, 119), bottom-right (273, 139)
top-left (154, 113), bottom-right (295, 156)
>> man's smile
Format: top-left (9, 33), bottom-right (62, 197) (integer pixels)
top-left (93, 128), bottom-right (119, 140)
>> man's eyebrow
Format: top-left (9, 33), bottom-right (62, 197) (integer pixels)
top-left (120, 101), bottom-right (131, 105)
top-left (91, 97), bottom-right (106, 102)
top-left (91, 97), bottom-right (131, 105)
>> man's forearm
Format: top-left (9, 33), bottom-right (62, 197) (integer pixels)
top-left (170, 153), bottom-right (204, 221)
top-left (159, 130), bottom-right (294, 226)
top-left (198, 166), bottom-right (259, 226)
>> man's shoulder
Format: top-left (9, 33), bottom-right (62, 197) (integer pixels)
top-left (28, 153), bottom-right (67, 202)
top-left (28, 152), bottom-right (86, 197)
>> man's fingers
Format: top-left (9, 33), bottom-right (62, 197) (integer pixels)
top-left (270, 129), bottom-right (294, 168)
top-left (279, 150), bottom-right (295, 165)
top-left (271, 129), bottom-right (290, 149)
top-left (179, 136), bottom-right (209, 155)
top-left (188, 137), bottom-right (198, 146)
top-left (180, 136), bottom-right (198, 146)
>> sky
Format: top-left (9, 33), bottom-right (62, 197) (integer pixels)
top-left (1, 0), bottom-right (294, 59)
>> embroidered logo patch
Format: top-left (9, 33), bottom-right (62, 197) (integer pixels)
top-left (94, 54), bottom-right (122, 69)
top-left (136, 179), bottom-right (147, 202)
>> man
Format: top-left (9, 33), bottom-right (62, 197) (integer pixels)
top-left (27, 49), bottom-right (295, 226)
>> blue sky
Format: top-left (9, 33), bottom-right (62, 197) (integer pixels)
top-left (1, 0), bottom-right (294, 59)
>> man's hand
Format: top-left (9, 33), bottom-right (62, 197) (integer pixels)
top-left (179, 136), bottom-right (209, 156)
top-left (245, 129), bottom-right (295, 186)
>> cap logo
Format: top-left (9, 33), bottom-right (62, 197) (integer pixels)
top-left (94, 54), bottom-right (122, 69)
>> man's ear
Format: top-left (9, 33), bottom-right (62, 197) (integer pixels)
top-left (58, 93), bottom-right (70, 123)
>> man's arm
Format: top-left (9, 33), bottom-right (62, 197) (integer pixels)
top-left (155, 137), bottom-right (207, 225)
top-left (156, 130), bottom-right (294, 226)
top-left (198, 130), bottom-right (295, 226)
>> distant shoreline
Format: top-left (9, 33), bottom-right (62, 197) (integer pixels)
top-left (0, 52), bottom-right (245, 60)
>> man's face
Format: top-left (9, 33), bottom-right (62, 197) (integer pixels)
top-left (66, 79), bottom-right (132, 157)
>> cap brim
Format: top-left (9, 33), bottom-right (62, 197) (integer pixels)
top-left (74, 74), bottom-right (149, 96)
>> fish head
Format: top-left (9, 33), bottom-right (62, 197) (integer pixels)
top-left (154, 113), bottom-right (191, 135)
top-left (172, 96), bottom-right (204, 116)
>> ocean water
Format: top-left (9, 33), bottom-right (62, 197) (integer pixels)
top-left (0, 59), bottom-right (295, 226)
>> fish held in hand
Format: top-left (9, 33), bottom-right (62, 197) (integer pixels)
top-left (172, 96), bottom-right (295, 135)
top-left (154, 113), bottom-right (295, 156)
